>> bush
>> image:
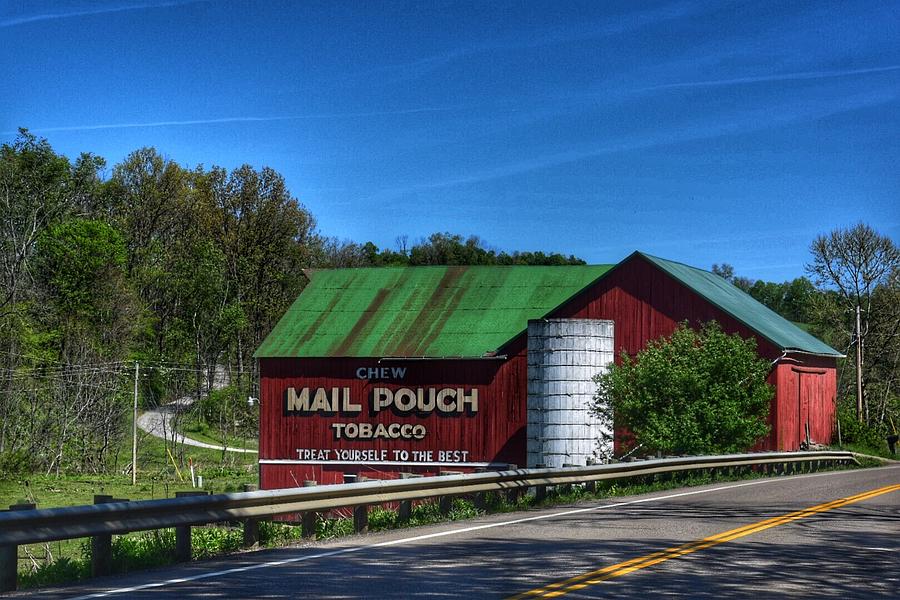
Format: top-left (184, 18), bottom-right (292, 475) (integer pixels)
top-left (0, 450), bottom-right (34, 476)
top-left (316, 516), bottom-right (354, 540)
top-left (18, 556), bottom-right (89, 589)
top-left (593, 321), bottom-right (773, 457)
top-left (368, 507), bottom-right (398, 531)
top-left (111, 530), bottom-right (175, 571)
top-left (258, 521), bottom-right (304, 546)
top-left (836, 404), bottom-right (891, 453)
top-left (190, 527), bottom-right (243, 559)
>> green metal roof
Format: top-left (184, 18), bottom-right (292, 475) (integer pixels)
top-left (254, 265), bottom-right (613, 358)
top-left (636, 252), bottom-right (843, 357)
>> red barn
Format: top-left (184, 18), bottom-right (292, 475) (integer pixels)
top-left (254, 252), bottom-right (842, 488)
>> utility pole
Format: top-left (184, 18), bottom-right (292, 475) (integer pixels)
top-left (132, 361), bottom-right (139, 485)
top-left (855, 305), bottom-right (863, 423)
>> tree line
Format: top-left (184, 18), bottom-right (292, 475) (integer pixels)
top-left (0, 130), bottom-right (583, 475)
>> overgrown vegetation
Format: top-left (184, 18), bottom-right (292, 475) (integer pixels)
top-left (592, 322), bottom-right (774, 457)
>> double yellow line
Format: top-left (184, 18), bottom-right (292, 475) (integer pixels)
top-left (509, 483), bottom-right (900, 598)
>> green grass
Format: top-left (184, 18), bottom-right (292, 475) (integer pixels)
top-left (0, 432), bottom-right (258, 509)
top-left (833, 442), bottom-right (897, 462)
top-left (181, 418), bottom-right (259, 451)
top-left (4, 409), bottom-right (259, 584)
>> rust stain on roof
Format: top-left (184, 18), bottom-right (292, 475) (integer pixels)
top-left (331, 286), bottom-right (391, 356)
top-left (397, 266), bottom-right (467, 356)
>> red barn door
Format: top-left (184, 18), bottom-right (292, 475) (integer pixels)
top-left (795, 367), bottom-right (828, 447)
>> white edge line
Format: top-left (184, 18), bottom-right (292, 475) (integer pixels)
top-left (66, 468), bottom-right (892, 599)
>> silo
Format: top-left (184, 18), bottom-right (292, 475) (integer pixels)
top-left (526, 319), bottom-right (614, 467)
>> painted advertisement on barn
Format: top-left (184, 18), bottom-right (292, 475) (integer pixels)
top-left (258, 354), bottom-right (527, 486)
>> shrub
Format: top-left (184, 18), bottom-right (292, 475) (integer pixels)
top-left (190, 527), bottom-right (243, 559)
top-left (593, 321), bottom-right (773, 457)
top-left (0, 450), bottom-right (34, 476)
top-left (18, 556), bottom-right (89, 589)
top-left (836, 404), bottom-right (891, 453)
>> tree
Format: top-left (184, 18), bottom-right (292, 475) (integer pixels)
top-left (592, 322), bottom-right (773, 456)
top-left (0, 131), bottom-right (105, 456)
top-left (711, 262), bottom-right (753, 292)
top-left (746, 277), bottom-right (816, 323)
top-left (711, 263), bottom-right (735, 281)
top-left (806, 223), bottom-right (900, 423)
top-left (209, 164), bottom-right (318, 383)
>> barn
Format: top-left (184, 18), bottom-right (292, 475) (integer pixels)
top-left (254, 251), bottom-right (842, 488)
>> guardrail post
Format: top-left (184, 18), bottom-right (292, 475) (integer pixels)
top-left (243, 519), bottom-right (260, 548)
top-left (397, 473), bottom-right (420, 523)
top-left (175, 523), bottom-right (191, 562)
top-left (561, 464), bottom-right (577, 494)
top-left (241, 484), bottom-right (261, 548)
top-left (0, 502), bottom-right (36, 593)
top-left (91, 495), bottom-right (114, 577)
top-left (532, 464), bottom-right (547, 502)
top-left (174, 491), bottom-right (209, 562)
top-left (438, 471), bottom-right (462, 515)
top-left (501, 464), bottom-right (521, 504)
top-left (473, 468), bottom-right (488, 510)
top-left (353, 477), bottom-right (369, 533)
top-left (398, 500), bottom-right (412, 522)
top-left (301, 480), bottom-right (318, 539)
top-left (439, 495), bottom-right (453, 515)
top-left (353, 505), bottom-right (368, 533)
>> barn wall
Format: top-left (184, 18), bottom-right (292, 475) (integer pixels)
top-left (258, 343), bottom-right (528, 485)
top-left (531, 255), bottom-right (836, 451)
top-left (545, 256), bottom-right (783, 360)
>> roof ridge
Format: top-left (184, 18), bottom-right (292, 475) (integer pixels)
top-left (634, 252), bottom-right (842, 357)
top-left (636, 251), bottom-right (713, 274)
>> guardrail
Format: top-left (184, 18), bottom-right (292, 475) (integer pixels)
top-left (0, 451), bottom-right (858, 591)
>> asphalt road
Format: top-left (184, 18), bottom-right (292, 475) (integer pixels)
top-left (15, 465), bottom-right (899, 599)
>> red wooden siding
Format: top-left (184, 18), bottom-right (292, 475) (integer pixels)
top-left (259, 341), bottom-right (528, 485)
top-left (773, 356), bottom-right (837, 450)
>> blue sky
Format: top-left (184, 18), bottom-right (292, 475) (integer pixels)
top-left (1, 0), bottom-right (898, 281)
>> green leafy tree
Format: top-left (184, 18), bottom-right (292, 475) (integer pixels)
top-left (0, 131), bottom-right (106, 458)
top-left (37, 219), bottom-right (128, 321)
top-left (592, 322), bottom-right (773, 456)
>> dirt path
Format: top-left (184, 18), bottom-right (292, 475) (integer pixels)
top-left (136, 397), bottom-right (257, 454)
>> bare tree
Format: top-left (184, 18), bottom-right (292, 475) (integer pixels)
top-left (807, 223), bottom-right (900, 422)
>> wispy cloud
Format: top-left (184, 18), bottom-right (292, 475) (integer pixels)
top-left (3, 106), bottom-right (464, 136)
top-left (346, 0), bottom-right (710, 85)
top-left (0, 0), bottom-right (208, 28)
top-left (640, 65), bottom-right (900, 92)
top-left (367, 88), bottom-right (899, 202)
